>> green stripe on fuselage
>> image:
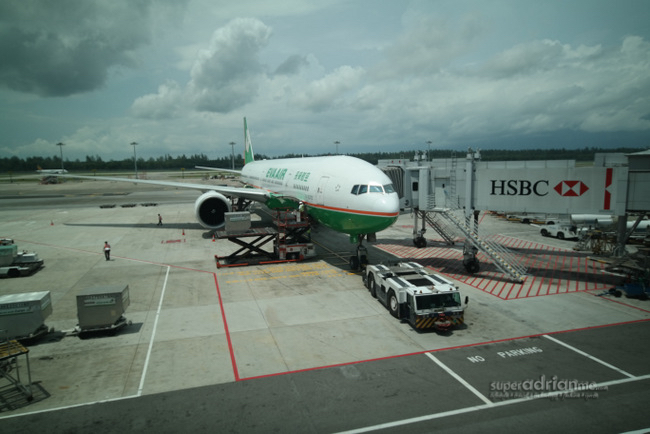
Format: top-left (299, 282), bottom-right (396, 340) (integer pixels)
top-left (263, 194), bottom-right (396, 236)
top-left (307, 206), bottom-right (397, 236)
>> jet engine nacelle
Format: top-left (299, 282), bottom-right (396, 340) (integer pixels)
top-left (194, 191), bottom-right (232, 229)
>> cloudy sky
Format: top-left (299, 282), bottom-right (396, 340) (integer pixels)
top-left (1, 0), bottom-right (649, 163)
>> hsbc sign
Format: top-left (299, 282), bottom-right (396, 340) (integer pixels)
top-left (475, 166), bottom-right (624, 215)
top-left (490, 180), bottom-right (550, 196)
top-left (490, 179), bottom-right (590, 197)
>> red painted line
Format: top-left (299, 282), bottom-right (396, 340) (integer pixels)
top-left (308, 202), bottom-right (399, 218)
top-left (494, 278), bottom-right (509, 298)
top-left (569, 253), bottom-right (577, 293)
top-left (514, 237), bottom-right (527, 250)
top-left (474, 277), bottom-right (488, 291)
top-left (542, 247), bottom-right (560, 296)
top-left (238, 318), bottom-right (650, 382)
top-left (521, 250), bottom-right (541, 298)
top-left (556, 250), bottom-right (568, 295)
top-left (213, 272), bottom-right (240, 382)
top-left (504, 281), bottom-right (518, 300)
top-left (528, 277), bottom-right (543, 298)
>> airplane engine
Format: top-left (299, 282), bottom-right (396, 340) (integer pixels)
top-left (194, 191), bottom-right (232, 229)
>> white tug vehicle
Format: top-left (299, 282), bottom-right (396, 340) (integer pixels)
top-left (363, 262), bottom-right (468, 331)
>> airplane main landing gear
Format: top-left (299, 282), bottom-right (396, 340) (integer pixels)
top-left (463, 244), bottom-right (480, 274)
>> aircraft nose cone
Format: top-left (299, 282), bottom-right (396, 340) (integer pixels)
top-left (373, 193), bottom-right (400, 215)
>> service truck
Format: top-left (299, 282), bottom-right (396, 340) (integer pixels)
top-left (0, 239), bottom-right (44, 278)
top-left (363, 262), bottom-right (468, 331)
top-left (540, 224), bottom-right (579, 240)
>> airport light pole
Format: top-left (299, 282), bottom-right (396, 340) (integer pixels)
top-left (56, 142), bottom-right (65, 171)
top-left (228, 141), bottom-right (236, 169)
top-left (131, 141), bottom-right (138, 179)
top-left (426, 140), bottom-right (432, 163)
top-left (334, 141), bottom-right (340, 155)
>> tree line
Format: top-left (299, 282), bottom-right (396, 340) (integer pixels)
top-left (1, 146), bottom-right (645, 173)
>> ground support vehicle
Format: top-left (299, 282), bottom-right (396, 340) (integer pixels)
top-left (615, 282), bottom-right (650, 299)
top-left (0, 239), bottom-right (44, 278)
top-left (214, 211), bottom-right (316, 268)
top-left (363, 262), bottom-right (468, 331)
top-left (540, 224), bottom-right (579, 240)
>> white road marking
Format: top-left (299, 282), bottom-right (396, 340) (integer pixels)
top-left (424, 352), bottom-right (493, 405)
top-left (336, 374), bottom-right (650, 433)
top-left (137, 265), bottom-right (171, 396)
top-left (0, 265), bottom-right (171, 420)
top-left (543, 334), bottom-right (635, 378)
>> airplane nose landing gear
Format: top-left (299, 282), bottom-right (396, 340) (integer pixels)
top-left (350, 244), bottom-right (368, 271)
top-left (349, 234), bottom-right (372, 271)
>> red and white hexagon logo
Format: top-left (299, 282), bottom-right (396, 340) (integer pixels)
top-left (553, 180), bottom-right (589, 197)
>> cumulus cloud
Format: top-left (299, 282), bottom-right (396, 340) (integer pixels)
top-left (188, 18), bottom-right (271, 112)
top-left (274, 55), bottom-right (309, 76)
top-left (347, 34), bottom-right (650, 148)
top-left (291, 65), bottom-right (365, 112)
top-left (0, 0), bottom-right (156, 97)
top-left (131, 80), bottom-right (184, 119)
top-left (375, 14), bottom-right (483, 79)
top-left (132, 17), bottom-right (271, 118)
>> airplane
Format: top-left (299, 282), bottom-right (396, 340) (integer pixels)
top-left (58, 118), bottom-right (400, 269)
top-left (37, 165), bottom-right (68, 174)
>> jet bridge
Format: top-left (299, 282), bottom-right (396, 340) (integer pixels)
top-left (379, 150), bottom-right (644, 282)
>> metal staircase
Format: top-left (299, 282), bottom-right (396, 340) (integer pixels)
top-left (423, 212), bottom-right (456, 245)
top-left (439, 209), bottom-right (527, 282)
top-left (410, 154), bottom-right (526, 282)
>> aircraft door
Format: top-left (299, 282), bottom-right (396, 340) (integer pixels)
top-left (316, 176), bottom-right (329, 205)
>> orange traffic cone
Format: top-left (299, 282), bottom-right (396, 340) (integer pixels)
top-left (50, 221), bottom-right (54, 226)
top-left (182, 229), bottom-right (185, 236)
top-left (212, 233), bottom-right (215, 242)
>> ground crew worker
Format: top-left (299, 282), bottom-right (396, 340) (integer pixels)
top-left (157, 213), bottom-right (163, 226)
top-left (103, 241), bottom-right (111, 261)
top-left (298, 202), bottom-right (305, 222)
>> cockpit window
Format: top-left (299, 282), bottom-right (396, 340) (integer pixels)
top-left (352, 183), bottom-right (395, 195)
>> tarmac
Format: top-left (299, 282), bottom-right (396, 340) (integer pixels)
top-left (1, 174), bottom-right (649, 433)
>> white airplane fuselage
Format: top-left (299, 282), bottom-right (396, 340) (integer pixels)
top-left (241, 155), bottom-right (399, 236)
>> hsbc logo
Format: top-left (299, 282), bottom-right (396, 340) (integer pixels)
top-left (490, 179), bottom-right (590, 197)
top-left (553, 180), bottom-right (589, 197)
top-left (490, 180), bottom-right (549, 196)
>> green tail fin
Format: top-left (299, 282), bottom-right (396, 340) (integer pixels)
top-left (244, 117), bottom-right (255, 165)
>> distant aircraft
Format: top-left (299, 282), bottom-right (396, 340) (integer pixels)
top-left (37, 165), bottom-right (68, 174)
top-left (59, 118), bottom-right (400, 269)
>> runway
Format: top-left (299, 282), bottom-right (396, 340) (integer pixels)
top-left (1, 176), bottom-right (649, 433)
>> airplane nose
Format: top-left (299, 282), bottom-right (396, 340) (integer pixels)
top-left (373, 193), bottom-right (400, 215)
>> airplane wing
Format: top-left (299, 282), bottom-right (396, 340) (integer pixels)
top-left (57, 173), bottom-right (270, 203)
